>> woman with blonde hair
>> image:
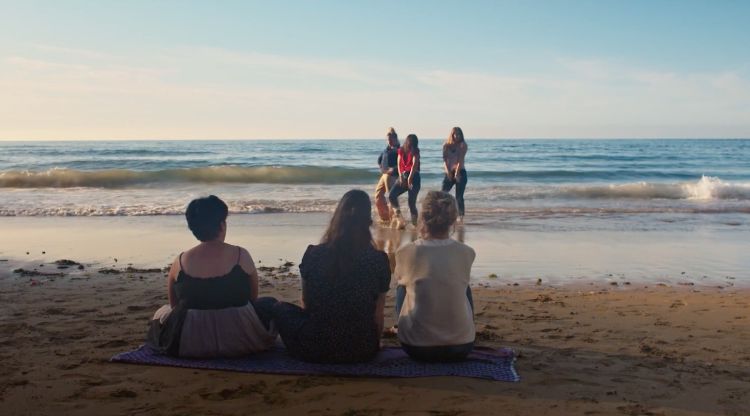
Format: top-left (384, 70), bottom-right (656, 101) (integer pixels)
top-left (442, 127), bottom-right (469, 221)
top-left (374, 127), bottom-right (400, 222)
top-left (394, 191), bottom-right (475, 362)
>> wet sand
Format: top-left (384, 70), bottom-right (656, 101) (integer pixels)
top-left (0, 214), bottom-right (747, 287)
top-left (1, 259), bottom-right (749, 416)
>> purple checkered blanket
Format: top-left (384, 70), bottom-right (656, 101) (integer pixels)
top-left (111, 345), bottom-right (519, 381)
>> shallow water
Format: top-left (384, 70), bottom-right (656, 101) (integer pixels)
top-left (0, 214), bottom-right (746, 287)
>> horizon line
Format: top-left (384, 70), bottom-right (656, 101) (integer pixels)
top-left (1, 137), bottom-right (749, 142)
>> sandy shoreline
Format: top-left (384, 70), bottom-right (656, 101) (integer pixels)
top-left (1, 258), bottom-right (749, 416)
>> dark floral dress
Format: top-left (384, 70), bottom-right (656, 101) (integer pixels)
top-left (272, 244), bottom-right (391, 363)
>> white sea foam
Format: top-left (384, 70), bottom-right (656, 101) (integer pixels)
top-left (480, 176), bottom-right (750, 201)
top-left (1, 176), bottom-right (749, 217)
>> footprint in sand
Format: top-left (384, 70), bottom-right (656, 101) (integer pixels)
top-left (96, 340), bottom-right (130, 348)
top-left (109, 389), bottom-right (137, 398)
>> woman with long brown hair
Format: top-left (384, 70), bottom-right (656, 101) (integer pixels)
top-left (388, 134), bottom-right (421, 229)
top-left (272, 190), bottom-right (391, 363)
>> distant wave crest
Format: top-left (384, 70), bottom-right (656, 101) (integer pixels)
top-left (0, 166), bottom-right (374, 188)
top-left (0, 198), bottom-right (339, 217)
top-left (478, 176), bottom-right (750, 201)
top-left (558, 176), bottom-right (750, 201)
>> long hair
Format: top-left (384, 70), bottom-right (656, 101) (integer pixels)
top-left (321, 189), bottom-right (374, 277)
top-left (403, 134), bottom-right (419, 155)
top-left (445, 127), bottom-right (465, 146)
top-left (387, 127), bottom-right (400, 147)
top-left (419, 191), bottom-right (458, 238)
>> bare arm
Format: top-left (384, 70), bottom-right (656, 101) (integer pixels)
top-left (443, 146), bottom-right (452, 176)
top-left (374, 292), bottom-right (386, 337)
top-left (167, 256), bottom-right (180, 308)
top-left (407, 154), bottom-right (419, 186)
top-left (300, 277), bottom-right (308, 309)
top-left (455, 142), bottom-right (468, 176)
top-left (378, 152), bottom-right (387, 174)
top-left (238, 248), bottom-right (259, 301)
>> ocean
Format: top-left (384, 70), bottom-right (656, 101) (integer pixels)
top-left (0, 139), bottom-right (748, 232)
top-left (1, 138), bottom-right (749, 284)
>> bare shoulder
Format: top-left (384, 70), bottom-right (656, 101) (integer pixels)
top-left (236, 245), bottom-right (255, 264)
top-left (453, 240), bottom-right (476, 256)
top-left (167, 255), bottom-right (182, 280)
top-left (234, 245), bottom-right (256, 275)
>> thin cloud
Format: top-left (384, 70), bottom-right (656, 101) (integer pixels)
top-left (1, 47), bottom-right (748, 139)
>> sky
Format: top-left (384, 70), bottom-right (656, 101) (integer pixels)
top-left (1, 0), bottom-right (749, 140)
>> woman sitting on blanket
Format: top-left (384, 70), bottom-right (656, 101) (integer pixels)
top-left (147, 195), bottom-right (278, 358)
top-left (395, 191), bottom-right (476, 362)
top-left (272, 189), bottom-right (391, 363)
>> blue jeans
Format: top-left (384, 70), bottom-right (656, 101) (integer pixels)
top-left (442, 169), bottom-right (467, 216)
top-left (388, 172), bottom-right (421, 221)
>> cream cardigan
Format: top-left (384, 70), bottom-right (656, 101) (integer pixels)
top-left (395, 238), bottom-right (476, 346)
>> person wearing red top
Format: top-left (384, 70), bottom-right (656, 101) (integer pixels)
top-left (388, 134), bottom-right (421, 229)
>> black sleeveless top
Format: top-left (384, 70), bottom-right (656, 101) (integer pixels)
top-left (147, 247), bottom-right (254, 355)
top-left (174, 247), bottom-right (253, 309)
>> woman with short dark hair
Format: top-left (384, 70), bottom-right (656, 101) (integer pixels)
top-left (272, 190), bottom-right (391, 363)
top-left (146, 195), bottom-right (278, 357)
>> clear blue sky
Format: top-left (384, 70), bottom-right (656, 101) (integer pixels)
top-left (1, 0), bottom-right (748, 139)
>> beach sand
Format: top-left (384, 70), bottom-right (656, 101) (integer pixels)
top-left (1, 258), bottom-right (749, 416)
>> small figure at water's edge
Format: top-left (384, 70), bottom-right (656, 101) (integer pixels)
top-left (442, 127), bottom-right (468, 222)
top-left (374, 127), bottom-right (400, 223)
top-left (388, 134), bottom-right (421, 229)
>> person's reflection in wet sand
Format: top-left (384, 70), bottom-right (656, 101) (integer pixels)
top-left (374, 224), bottom-right (465, 273)
top-left (372, 226), bottom-right (406, 273)
top-left (455, 223), bottom-right (465, 243)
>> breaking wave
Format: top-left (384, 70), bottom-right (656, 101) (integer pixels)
top-left (0, 166), bottom-right (374, 188)
top-left (484, 176), bottom-right (750, 201)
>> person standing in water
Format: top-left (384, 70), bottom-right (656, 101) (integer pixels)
top-left (374, 128), bottom-right (400, 223)
top-left (442, 127), bottom-right (468, 222)
top-left (388, 134), bottom-right (421, 229)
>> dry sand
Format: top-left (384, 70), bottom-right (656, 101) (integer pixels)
top-left (1, 259), bottom-right (749, 416)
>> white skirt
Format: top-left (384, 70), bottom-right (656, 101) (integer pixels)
top-left (152, 303), bottom-right (278, 358)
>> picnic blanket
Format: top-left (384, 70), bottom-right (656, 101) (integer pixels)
top-left (111, 345), bottom-right (519, 381)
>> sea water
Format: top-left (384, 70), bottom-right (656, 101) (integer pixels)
top-left (0, 139), bottom-right (748, 231)
top-left (1, 139), bottom-right (748, 284)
